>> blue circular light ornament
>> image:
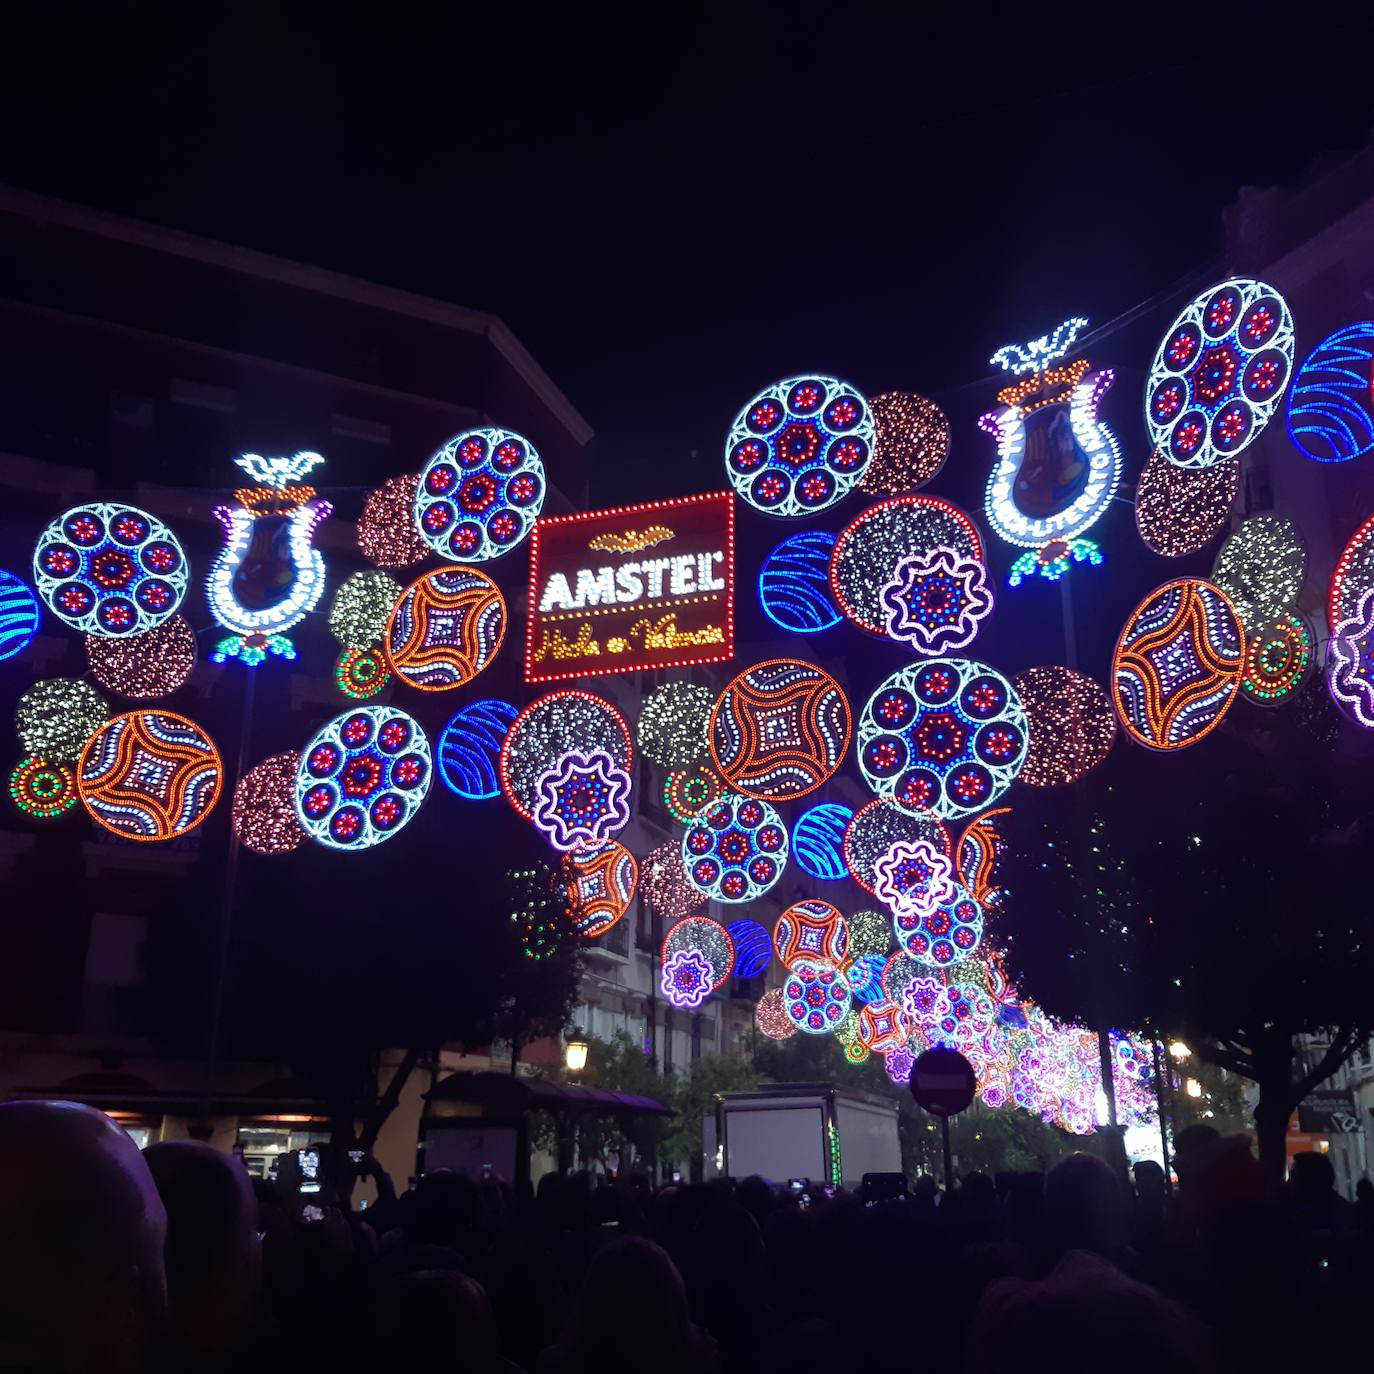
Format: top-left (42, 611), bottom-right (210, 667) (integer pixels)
top-left (791, 802), bottom-right (852, 881)
top-left (414, 427), bottom-right (545, 562)
top-left (437, 699), bottom-right (519, 800)
top-left (758, 531), bottom-right (842, 633)
top-left (727, 919), bottom-right (772, 979)
top-left (0, 569), bottom-right (41, 662)
top-left (893, 883), bottom-right (985, 968)
top-left (1287, 321), bottom-right (1374, 464)
top-left (844, 952), bottom-right (887, 1004)
top-left (681, 792), bottom-right (788, 903)
top-left (725, 376), bottom-right (874, 517)
top-left (782, 957), bottom-right (852, 1034)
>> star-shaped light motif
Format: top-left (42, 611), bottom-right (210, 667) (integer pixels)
top-left (1329, 588), bottom-right (1374, 729)
top-left (532, 749), bottom-right (631, 851)
top-left (873, 839), bottom-right (956, 918)
top-left (879, 546), bottom-right (993, 655)
top-left (660, 948), bottom-right (713, 1008)
top-left (883, 1044), bottom-right (915, 1084)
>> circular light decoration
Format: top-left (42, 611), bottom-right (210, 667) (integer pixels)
top-left (880, 547), bottom-right (993, 654)
top-left (843, 952), bottom-right (886, 1003)
top-left (1242, 612), bottom-right (1314, 705)
top-left (758, 531), bottom-right (843, 635)
top-left (782, 958), bottom-right (852, 1034)
top-left (357, 474), bottom-right (429, 569)
top-left (85, 615), bottom-right (197, 699)
top-left (681, 792), bottom-right (788, 903)
top-left (755, 987), bottom-right (796, 1040)
top-left (891, 962), bottom-right (938, 1019)
top-left (384, 567), bottom-right (506, 691)
top-left (843, 800), bottom-right (950, 895)
top-left (926, 981), bottom-right (999, 1052)
top-left (709, 659), bottom-right (851, 801)
top-left (1210, 515), bottom-right (1306, 633)
top-left (1330, 513), bottom-right (1374, 633)
top-left (508, 864), bottom-right (565, 962)
top-left (662, 916), bottom-right (735, 991)
top-left (1012, 665), bottom-right (1117, 787)
top-left (1328, 587), bottom-right (1374, 729)
top-left (16, 678), bottom-right (109, 762)
top-left (774, 899), bottom-right (849, 967)
top-left (501, 691), bottom-right (632, 820)
top-left (0, 569), bottom-right (41, 662)
top-left (532, 749), bottom-right (632, 851)
top-left (78, 710), bottom-right (222, 841)
top-left (856, 659), bottom-right (1028, 819)
top-left (883, 1043), bottom-right (916, 1084)
top-left (437, 699), bottom-right (518, 800)
top-left (663, 764), bottom-right (724, 823)
top-left (415, 427), bottom-right (545, 562)
top-left (1135, 449), bottom-right (1240, 558)
top-left (661, 948), bottom-right (715, 1008)
top-left (873, 838), bottom-right (957, 919)
top-left (861, 392), bottom-right (950, 495)
top-left (1111, 578), bottom-right (1243, 750)
top-left (1287, 322), bottom-right (1374, 463)
top-left (9, 756), bottom-right (77, 819)
top-left (641, 838), bottom-right (701, 919)
top-left (564, 840), bottom-right (638, 938)
top-left (724, 375), bottom-right (874, 517)
top-left (894, 884), bottom-right (984, 969)
top-left (857, 999), bottom-right (911, 1054)
top-left (791, 802), bottom-right (852, 881)
top-left (294, 707), bottom-right (432, 851)
top-left (847, 909), bottom-right (894, 958)
top-left (726, 919), bottom-right (772, 979)
top-left (334, 646), bottom-right (391, 700)
top-left (956, 808), bottom-right (1010, 906)
top-left (232, 751), bottom-right (305, 855)
top-left (1146, 277), bottom-right (1295, 469)
top-left (637, 682), bottom-right (714, 768)
top-left (831, 495), bottom-right (982, 636)
top-left (328, 570), bottom-right (403, 647)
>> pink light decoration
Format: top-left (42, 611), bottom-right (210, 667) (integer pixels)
top-left (531, 749), bottom-right (631, 851)
top-left (660, 948), bottom-right (714, 1009)
top-left (873, 838), bottom-right (956, 918)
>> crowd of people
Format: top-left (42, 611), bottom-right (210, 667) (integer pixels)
top-left (2, 1101), bottom-right (1373, 1373)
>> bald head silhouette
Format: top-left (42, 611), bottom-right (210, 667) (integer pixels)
top-left (0, 1101), bottom-right (167, 1373)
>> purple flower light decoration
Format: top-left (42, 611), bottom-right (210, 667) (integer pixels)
top-left (879, 546), bottom-right (993, 655)
top-left (900, 974), bottom-right (944, 1029)
top-left (873, 838), bottom-right (955, 918)
top-left (883, 1043), bottom-right (915, 1084)
top-left (1328, 587), bottom-right (1374, 728)
top-left (532, 748), bottom-right (631, 851)
top-left (661, 947), bottom-right (713, 1009)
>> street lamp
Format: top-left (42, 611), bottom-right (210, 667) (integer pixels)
top-left (565, 1030), bottom-right (588, 1075)
top-left (1169, 1041), bottom-right (1191, 1061)
top-left (1185, 1077), bottom-right (1202, 1098)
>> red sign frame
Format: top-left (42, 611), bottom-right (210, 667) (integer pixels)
top-left (524, 491), bottom-right (735, 684)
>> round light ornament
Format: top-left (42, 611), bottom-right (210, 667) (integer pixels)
top-left (681, 792), bottom-right (788, 903)
top-left (385, 567), bottom-right (506, 691)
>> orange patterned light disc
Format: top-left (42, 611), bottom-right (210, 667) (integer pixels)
top-left (384, 567), bottom-right (506, 691)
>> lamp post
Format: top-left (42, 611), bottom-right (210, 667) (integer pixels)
top-left (565, 1030), bottom-right (588, 1075)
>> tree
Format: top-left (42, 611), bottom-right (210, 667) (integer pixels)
top-left (1000, 675), bottom-right (1374, 1185)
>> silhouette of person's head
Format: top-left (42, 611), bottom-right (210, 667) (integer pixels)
top-left (0, 1101), bottom-right (167, 1374)
top-left (1133, 1159), bottom-right (1166, 1201)
top-left (1288, 1150), bottom-right (1337, 1202)
top-left (369, 1269), bottom-right (500, 1370)
top-left (1045, 1153), bottom-right (1127, 1259)
top-left (1356, 1177), bottom-right (1374, 1204)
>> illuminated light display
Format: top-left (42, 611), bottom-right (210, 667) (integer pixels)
top-left (334, 646), bottom-right (391, 699)
top-left (1112, 578), bottom-right (1243, 751)
top-left (847, 910), bottom-right (895, 958)
top-left (525, 492), bottom-right (735, 684)
top-left (500, 690), bottom-right (632, 820)
top-left (1007, 538), bottom-right (1103, 588)
top-left (414, 427), bottom-right (546, 562)
top-left (294, 706), bottom-right (432, 851)
top-left (641, 839), bottom-right (701, 919)
top-left (1287, 322), bottom-right (1374, 463)
top-left (1013, 665), bottom-right (1117, 787)
top-left (725, 375), bottom-right (874, 517)
top-left (726, 919), bottom-right (772, 979)
top-left (883, 1042), bottom-right (917, 1084)
top-left (861, 392), bottom-right (950, 495)
top-left (78, 710), bottom-right (222, 841)
top-left (881, 953), bottom-right (926, 1009)
top-left (956, 808), bottom-right (1010, 906)
top-left (830, 495), bottom-right (983, 636)
top-left (898, 972), bottom-right (943, 1028)
top-left (773, 899), bottom-right (849, 967)
top-left (834, 1010), bottom-right (862, 1048)
top-left (205, 453), bottom-right (332, 665)
top-left (1134, 449), bottom-right (1240, 558)
top-left (232, 751), bottom-right (306, 855)
top-left (1242, 613), bottom-right (1313, 705)
top-left (843, 800), bottom-right (950, 895)
top-left (980, 318), bottom-right (1123, 569)
top-left (856, 659), bottom-right (1028, 820)
top-left (1210, 515), bottom-right (1306, 634)
top-left (662, 915), bottom-right (735, 990)
top-left (564, 840), bottom-right (638, 938)
top-left (662, 764), bottom-right (724, 823)
top-left (1328, 588), bottom-right (1374, 728)
top-left (857, 1000), bottom-right (912, 1054)
top-left (508, 864), bottom-right (565, 961)
top-left (1147, 278), bottom-right (1295, 469)
top-left (782, 957), bottom-right (852, 1034)
top-left (34, 503), bottom-right (188, 637)
top-left (531, 749), bottom-right (632, 851)
top-left (873, 838), bottom-right (957, 919)
top-left (637, 682), bottom-right (714, 767)
top-left (880, 546), bottom-right (993, 654)
top-left (660, 948), bottom-right (715, 1008)
top-left (758, 531), bottom-right (843, 634)
top-left (357, 474), bottom-right (429, 569)
top-left (437, 700), bottom-right (519, 800)
top-left (85, 615), bottom-right (197, 699)
top-left (9, 756), bottom-right (77, 819)
top-left (844, 952), bottom-right (886, 1003)
top-left (1330, 512), bottom-right (1374, 632)
top-left (16, 678), bottom-right (109, 761)
top-left (755, 987), bottom-right (796, 1040)
top-left (709, 659), bottom-right (851, 801)
top-left (328, 570), bottom-right (403, 647)
top-left (384, 567), bottom-right (506, 691)
top-left (928, 981), bottom-right (998, 1051)
top-left (681, 792), bottom-right (788, 903)
top-left (790, 802), bottom-right (852, 881)
top-left (843, 1040), bottom-right (870, 1065)
top-left (893, 883), bottom-right (984, 968)
top-left (0, 570), bottom-right (41, 662)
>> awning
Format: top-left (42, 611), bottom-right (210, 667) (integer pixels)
top-left (426, 1071), bottom-right (671, 1118)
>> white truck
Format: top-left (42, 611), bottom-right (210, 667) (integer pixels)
top-left (712, 1083), bottom-right (901, 1190)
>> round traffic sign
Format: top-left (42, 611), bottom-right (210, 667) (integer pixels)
top-left (908, 1046), bottom-right (976, 1117)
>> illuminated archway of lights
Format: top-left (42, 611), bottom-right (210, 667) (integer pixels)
top-left (1146, 278), bottom-right (1295, 469)
top-left (860, 392), bottom-right (950, 495)
top-left (1012, 665), bottom-right (1117, 787)
top-left (1287, 322), bottom-right (1374, 464)
top-left (1134, 449), bottom-right (1240, 558)
top-left (1210, 515), bottom-right (1306, 634)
